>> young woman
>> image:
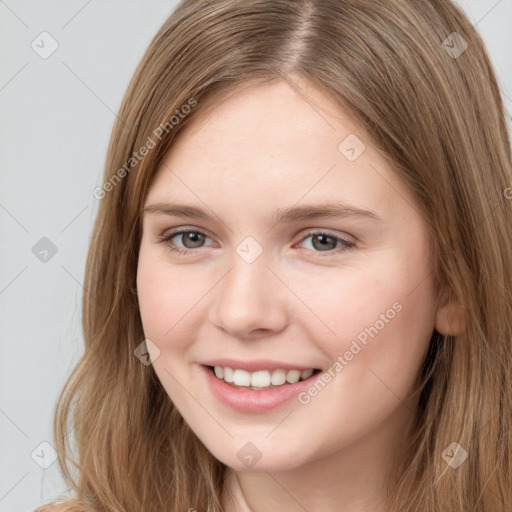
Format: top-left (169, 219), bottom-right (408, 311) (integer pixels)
top-left (38, 0), bottom-right (512, 510)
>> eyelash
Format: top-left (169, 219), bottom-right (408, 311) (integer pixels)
top-left (157, 228), bottom-right (355, 258)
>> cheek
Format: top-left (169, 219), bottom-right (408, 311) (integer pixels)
top-left (288, 250), bottom-right (437, 374)
top-left (282, 262), bottom-right (437, 455)
top-left (136, 245), bottom-right (205, 349)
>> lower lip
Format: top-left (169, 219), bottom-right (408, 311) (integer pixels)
top-left (202, 365), bottom-right (320, 413)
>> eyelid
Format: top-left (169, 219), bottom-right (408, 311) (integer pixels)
top-left (157, 227), bottom-right (216, 248)
top-left (158, 226), bottom-right (354, 242)
top-left (297, 227), bottom-right (355, 245)
top-left (157, 225), bottom-right (356, 257)
top-left (158, 226), bottom-right (357, 243)
top-left (158, 225), bottom-right (215, 240)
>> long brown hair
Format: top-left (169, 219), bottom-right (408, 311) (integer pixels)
top-left (38, 1), bottom-right (512, 510)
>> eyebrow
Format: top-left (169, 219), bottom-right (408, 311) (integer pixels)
top-left (142, 202), bottom-right (383, 225)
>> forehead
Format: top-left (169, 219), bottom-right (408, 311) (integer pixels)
top-left (169, 78), bottom-right (364, 155)
top-left (144, 79), bottom-right (414, 226)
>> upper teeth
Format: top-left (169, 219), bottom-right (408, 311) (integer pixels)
top-left (213, 366), bottom-right (314, 388)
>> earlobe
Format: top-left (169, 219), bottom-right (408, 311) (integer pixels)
top-left (434, 287), bottom-right (466, 336)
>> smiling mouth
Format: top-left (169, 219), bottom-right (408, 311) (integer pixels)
top-left (207, 365), bottom-right (322, 390)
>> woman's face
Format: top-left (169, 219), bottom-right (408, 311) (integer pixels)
top-left (137, 77), bottom-right (444, 472)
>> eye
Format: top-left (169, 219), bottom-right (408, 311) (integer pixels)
top-left (297, 230), bottom-right (355, 256)
top-left (157, 228), bottom-right (355, 257)
top-left (157, 229), bottom-right (213, 255)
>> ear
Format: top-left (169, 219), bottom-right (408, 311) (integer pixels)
top-left (434, 286), bottom-right (466, 336)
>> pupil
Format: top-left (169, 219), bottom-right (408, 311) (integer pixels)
top-left (313, 234), bottom-right (336, 251)
top-left (184, 232), bottom-right (203, 248)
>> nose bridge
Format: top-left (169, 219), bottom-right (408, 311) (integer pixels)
top-left (211, 239), bottom-right (287, 336)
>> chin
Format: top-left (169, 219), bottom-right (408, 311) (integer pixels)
top-left (204, 438), bottom-right (312, 473)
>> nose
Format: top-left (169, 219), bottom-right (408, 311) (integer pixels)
top-left (210, 250), bottom-right (289, 339)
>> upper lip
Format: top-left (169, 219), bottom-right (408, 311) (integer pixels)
top-left (202, 358), bottom-right (319, 372)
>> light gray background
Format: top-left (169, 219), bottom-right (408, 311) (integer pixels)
top-left (1, 1), bottom-right (511, 510)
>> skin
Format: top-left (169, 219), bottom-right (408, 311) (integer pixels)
top-left (136, 76), bottom-right (463, 512)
